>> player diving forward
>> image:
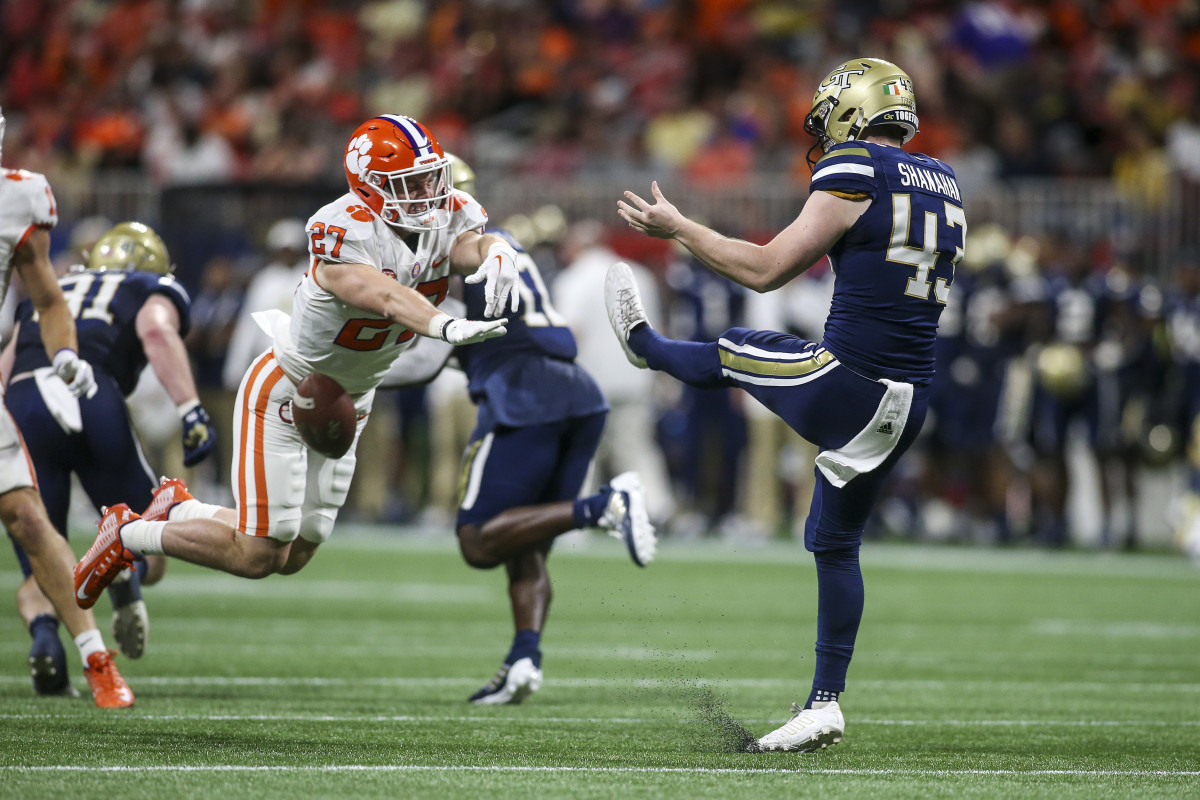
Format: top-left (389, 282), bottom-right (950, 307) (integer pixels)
top-left (3, 222), bottom-right (214, 687)
top-left (0, 107), bottom-right (134, 707)
top-left (608, 59), bottom-right (965, 751)
top-left (73, 114), bottom-right (516, 601)
top-left (442, 155), bottom-right (656, 704)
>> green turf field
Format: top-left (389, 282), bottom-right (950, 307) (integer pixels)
top-left (2, 530), bottom-right (1198, 799)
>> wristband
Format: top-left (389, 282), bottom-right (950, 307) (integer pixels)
top-left (176, 399), bottom-right (201, 419)
top-left (428, 313), bottom-right (454, 341)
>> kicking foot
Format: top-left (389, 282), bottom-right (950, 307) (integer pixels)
top-left (750, 701), bottom-right (844, 752)
top-left (605, 261), bottom-right (650, 368)
top-left (468, 657), bottom-right (543, 705)
top-left (599, 472), bottom-right (657, 566)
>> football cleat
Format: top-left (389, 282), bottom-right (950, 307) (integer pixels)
top-left (599, 472), bottom-right (657, 566)
top-left (605, 262), bottom-right (650, 368)
top-left (468, 657), bottom-right (543, 705)
top-left (83, 649), bottom-right (134, 709)
top-left (74, 505), bottom-right (137, 609)
top-left (750, 701), bottom-right (845, 753)
top-left (111, 599), bottom-right (148, 660)
top-left (142, 476), bottom-right (194, 522)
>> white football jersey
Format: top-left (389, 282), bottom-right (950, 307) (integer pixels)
top-left (0, 169), bottom-right (58, 299)
top-left (273, 189), bottom-right (486, 395)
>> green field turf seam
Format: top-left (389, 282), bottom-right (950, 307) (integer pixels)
top-left (3, 766), bottom-right (1200, 777)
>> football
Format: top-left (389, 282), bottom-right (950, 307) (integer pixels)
top-left (293, 372), bottom-right (356, 459)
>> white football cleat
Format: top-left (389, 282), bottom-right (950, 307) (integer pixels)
top-left (751, 701), bottom-right (845, 752)
top-left (605, 262), bottom-right (650, 368)
top-left (468, 657), bottom-right (543, 705)
top-left (600, 472), bottom-right (657, 566)
top-left (111, 599), bottom-right (149, 660)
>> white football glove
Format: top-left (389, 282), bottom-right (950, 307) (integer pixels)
top-left (52, 348), bottom-right (98, 399)
top-left (428, 313), bottom-right (508, 346)
top-left (464, 241), bottom-right (520, 317)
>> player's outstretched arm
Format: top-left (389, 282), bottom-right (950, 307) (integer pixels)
top-left (618, 182), bottom-right (868, 293)
top-left (450, 230), bottom-right (520, 317)
top-left (316, 259), bottom-right (507, 346)
top-left (137, 295), bottom-right (216, 466)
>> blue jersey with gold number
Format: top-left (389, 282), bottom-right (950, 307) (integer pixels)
top-left (809, 140), bottom-right (966, 385)
top-left (12, 269), bottom-right (191, 396)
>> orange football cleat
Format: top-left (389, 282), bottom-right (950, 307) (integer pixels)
top-left (83, 649), bottom-right (134, 709)
top-left (74, 504), bottom-right (137, 609)
top-left (141, 476), bottom-right (195, 522)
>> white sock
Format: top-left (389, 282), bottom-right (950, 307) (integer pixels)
top-left (74, 629), bottom-right (105, 661)
top-left (167, 499), bottom-right (225, 522)
top-left (120, 520), bottom-right (166, 555)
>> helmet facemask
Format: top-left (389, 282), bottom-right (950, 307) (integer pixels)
top-left (368, 157), bottom-right (453, 232)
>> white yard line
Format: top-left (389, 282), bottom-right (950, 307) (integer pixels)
top-left (0, 712), bottom-right (1196, 727)
top-left (3, 765), bottom-right (1199, 777)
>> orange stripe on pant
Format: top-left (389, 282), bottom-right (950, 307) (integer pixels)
top-left (236, 354), bottom-right (282, 536)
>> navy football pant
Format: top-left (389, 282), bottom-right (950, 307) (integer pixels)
top-left (632, 325), bottom-right (929, 694)
top-left (457, 411), bottom-right (607, 528)
top-left (6, 375), bottom-right (157, 577)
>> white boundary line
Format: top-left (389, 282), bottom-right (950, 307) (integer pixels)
top-left (0, 713), bottom-right (1197, 727)
top-left (3, 765), bottom-right (1199, 776)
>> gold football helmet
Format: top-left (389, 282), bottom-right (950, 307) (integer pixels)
top-left (805, 58), bottom-right (919, 161)
top-left (445, 152), bottom-right (476, 196)
top-left (86, 221), bottom-right (172, 274)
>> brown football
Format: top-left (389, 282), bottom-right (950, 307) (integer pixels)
top-left (293, 372), bottom-right (356, 459)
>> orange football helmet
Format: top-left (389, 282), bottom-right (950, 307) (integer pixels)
top-left (343, 114), bottom-right (453, 232)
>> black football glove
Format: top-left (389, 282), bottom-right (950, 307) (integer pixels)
top-left (179, 401), bottom-right (217, 466)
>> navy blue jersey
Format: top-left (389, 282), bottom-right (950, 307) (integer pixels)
top-left (458, 229), bottom-right (577, 367)
top-left (1044, 272), bottom-right (1108, 346)
top-left (458, 229), bottom-right (606, 427)
top-left (12, 269), bottom-right (191, 396)
top-left (811, 141), bottom-right (966, 385)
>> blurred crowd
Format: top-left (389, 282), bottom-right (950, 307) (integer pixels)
top-left (2, 0), bottom-right (1200, 197)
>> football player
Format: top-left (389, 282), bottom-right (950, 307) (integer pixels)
top-left (73, 115), bottom-right (516, 601)
top-left (609, 59), bottom-right (965, 751)
top-left (3, 221), bottom-right (213, 676)
top-left (445, 155), bottom-right (656, 704)
top-left (0, 106), bottom-right (134, 707)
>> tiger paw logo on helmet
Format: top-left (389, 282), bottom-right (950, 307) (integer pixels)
top-left (346, 134), bottom-right (372, 179)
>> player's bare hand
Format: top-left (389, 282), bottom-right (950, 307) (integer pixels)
top-left (617, 181), bottom-right (683, 239)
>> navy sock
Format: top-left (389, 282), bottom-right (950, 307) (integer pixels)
top-left (573, 489), bottom-right (611, 528)
top-left (628, 325), bottom-right (725, 387)
top-left (29, 614), bottom-right (60, 650)
top-left (105, 563), bottom-right (144, 608)
top-left (808, 547), bottom-right (863, 707)
top-left (506, 629), bottom-right (542, 668)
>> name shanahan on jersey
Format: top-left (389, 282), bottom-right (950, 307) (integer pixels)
top-left (0, 169), bottom-right (58, 297)
top-left (278, 189), bottom-right (487, 395)
top-left (810, 141), bottom-right (966, 385)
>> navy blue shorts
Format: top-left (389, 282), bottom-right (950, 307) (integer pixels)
top-left (6, 374), bottom-right (156, 577)
top-left (708, 328), bottom-right (930, 552)
top-left (456, 410), bottom-right (607, 528)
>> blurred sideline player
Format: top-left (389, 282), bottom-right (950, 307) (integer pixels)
top-left (2, 222), bottom-right (214, 680)
top-left (609, 59), bottom-right (964, 750)
top-left (72, 114), bottom-right (516, 598)
top-left (0, 106), bottom-right (133, 707)
top-left (447, 155), bottom-right (656, 704)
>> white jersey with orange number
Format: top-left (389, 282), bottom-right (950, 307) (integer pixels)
top-left (0, 169), bottom-right (58, 299)
top-left (272, 189), bottom-right (486, 395)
